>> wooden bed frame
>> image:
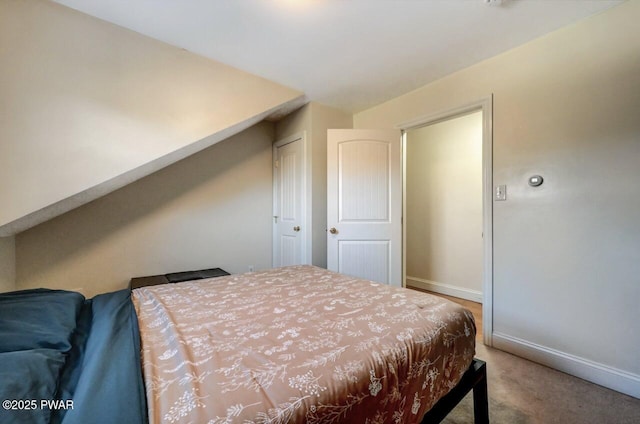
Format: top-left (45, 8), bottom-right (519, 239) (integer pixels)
top-left (131, 267), bottom-right (490, 423)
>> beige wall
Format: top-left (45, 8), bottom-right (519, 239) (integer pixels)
top-left (276, 105), bottom-right (313, 139)
top-left (276, 102), bottom-right (352, 268)
top-left (0, 0), bottom-right (301, 236)
top-left (15, 123), bottom-right (274, 298)
top-left (0, 237), bottom-right (16, 292)
top-left (308, 103), bottom-right (353, 268)
top-left (406, 111), bottom-right (483, 298)
top-left (355, 0), bottom-right (640, 395)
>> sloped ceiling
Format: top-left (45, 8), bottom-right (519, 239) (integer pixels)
top-left (0, 0), bottom-right (304, 236)
top-left (52, 0), bottom-right (623, 112)
top-left (0, 0), bottom-right (625, 236)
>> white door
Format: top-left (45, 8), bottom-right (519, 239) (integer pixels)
top-left (327, 129), bottom-right (402, 286)
top-left (273, 135), bottom-right (306, 267)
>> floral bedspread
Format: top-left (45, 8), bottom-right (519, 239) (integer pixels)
top-left (132, 265), bottom-right (475, 424)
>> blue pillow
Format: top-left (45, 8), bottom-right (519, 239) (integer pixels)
top-left (0, 289), bottom-right (84, 353)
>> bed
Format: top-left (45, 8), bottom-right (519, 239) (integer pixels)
top-left (0, 265), bottom-right (488, 424)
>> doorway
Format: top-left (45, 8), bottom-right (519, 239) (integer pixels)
top-left (397, 96), bottom-right (493, 346)
top-left (404, 111), bottom-right (483, 301)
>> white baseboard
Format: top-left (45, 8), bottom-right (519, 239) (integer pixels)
top-left (406, 276), bottom-right (482, 303)
top-left (493, 332), bottom-right (640, 399)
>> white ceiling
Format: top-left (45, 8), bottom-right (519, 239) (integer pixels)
top-left (52, 0), bottom-right (623, 113)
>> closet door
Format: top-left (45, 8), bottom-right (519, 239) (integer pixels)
top-left (273, 134), bottom-right (306, 267)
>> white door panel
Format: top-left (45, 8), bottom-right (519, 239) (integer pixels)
top-left (339, 141), bottom-right (390, 221)
top-left (273, 136), bottom-right (304, 267)
top-left (280, 235), bottom-right (298, 266)
top-left (338, 240), bottom-right (390, 284)
top-left (327, 129), bottom-right (401, 286)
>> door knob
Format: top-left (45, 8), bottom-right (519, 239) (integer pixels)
top-left (329, 227), bottom-right (338, 234)
top-left (293, 226), bottom-right (300, 232)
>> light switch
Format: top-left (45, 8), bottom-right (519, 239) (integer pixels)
top-left (495, 185), bottom-right (507, 201)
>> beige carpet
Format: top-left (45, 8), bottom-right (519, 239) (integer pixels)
top-left (442, 344), bottom-right (640, 424)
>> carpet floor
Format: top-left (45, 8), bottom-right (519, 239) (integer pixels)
top-left (442, 343), bottom-right (640, 424)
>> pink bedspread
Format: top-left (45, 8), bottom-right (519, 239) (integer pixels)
top-left (132, 265), bottom-right (475, 423)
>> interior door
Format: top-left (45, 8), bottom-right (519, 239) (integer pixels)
top-left (273, 136), bottom-right (304, 267)
top-left (327, 129), bottom-right (402, 286)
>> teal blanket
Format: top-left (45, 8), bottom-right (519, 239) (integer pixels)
top-left (0, 288), bottom-right (147, 424)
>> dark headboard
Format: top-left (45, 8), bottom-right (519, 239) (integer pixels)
top-left (129, 267), bottom-right (230, 289)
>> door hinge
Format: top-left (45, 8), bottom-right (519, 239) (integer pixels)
top-left (274, 160), bottom-right (279, 169)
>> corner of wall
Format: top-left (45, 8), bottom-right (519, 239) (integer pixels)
top-left (273, 102), bottom-right (354, 269)
top-left (309, 102), bottom-right (354, 129)
top-left (274, 103), bottom-right (312, 141)
top-left (0, 235), bottom-right (16, 292)
top-left (308, 102), bottom-right (353, 269)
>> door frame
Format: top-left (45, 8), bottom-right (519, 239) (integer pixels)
top-left (396, 95), bottom-right (494, 346)
top-left (272, 131), bottom-right (312, 267)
